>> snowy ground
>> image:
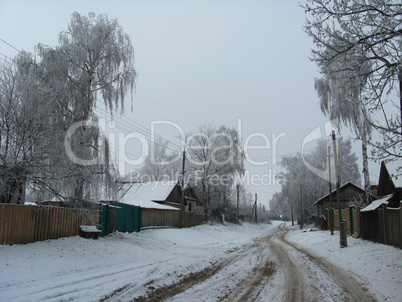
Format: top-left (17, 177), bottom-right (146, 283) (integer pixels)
top-left (287, 225), bottom-right (402, 302)
top-left (0, 221), bottom-right (401, 301)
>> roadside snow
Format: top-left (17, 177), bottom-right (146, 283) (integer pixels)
top-left (0, 222), bottom-right (272, 302)
top-left (286, 225), bottom-right (402, 302)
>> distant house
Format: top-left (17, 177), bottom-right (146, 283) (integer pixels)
top-left (119, 180), bottom-right (185, 210)
top-left (314, 182), bottom-right (374, 217)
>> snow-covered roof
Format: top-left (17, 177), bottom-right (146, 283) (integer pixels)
top-left (119, 180), bottom-right (179, 210)
top-left (361, 194), bottom-right (393, 212)
top-left (124, 199), bottom-right (179, 210)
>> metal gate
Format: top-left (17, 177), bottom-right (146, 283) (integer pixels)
top-left (116, 203), bottom-right (142, 232)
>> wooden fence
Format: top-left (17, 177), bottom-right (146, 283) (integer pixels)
top-left (327, 206), bottom-right (361, 237)
top-left (0, 204), bottom-right (99, 245)
top-left (141, 209), bottom-right (203, 229)
top-left (361, 204), bottom-right (402, 248)
top-left (385, 206), bottom-right (402, 248)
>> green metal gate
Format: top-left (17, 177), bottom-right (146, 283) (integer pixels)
top-left (116, 203), bottom-right (142, 232)
top-left (99, 204), bottom-right (111, 236)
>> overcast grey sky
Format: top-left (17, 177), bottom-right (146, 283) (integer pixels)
top-left (1, 0), bottom-right (379, 205)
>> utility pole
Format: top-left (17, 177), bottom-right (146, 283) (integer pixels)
top-left (328, 146), bottom-right (334, 235)
top-left (291, 200), bottom-right (294, 226)
top-left (255, 193), bottom-right (258, 222)
top-left (179, 149), bottom-right (186, 229)
top-left (236, 184), bottom-right (240, 223)
top-left (300, 187), bottom-right (303, 229)
top-left (332, 131), bottom-right (347, 248)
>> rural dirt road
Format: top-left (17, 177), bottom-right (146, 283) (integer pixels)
top-left (124, 223), bottom-right (376, 302)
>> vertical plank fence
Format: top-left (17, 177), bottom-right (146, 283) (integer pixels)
top-left (0, 204), bottom-right (100, 245)
top-left (327, 206), bottom-right (360, 237)
top-left (141, 209), bottom-right (203, 229)
top-left (385, 206), bottom-right (402, 248)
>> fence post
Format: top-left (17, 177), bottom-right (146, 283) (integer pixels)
top-left (382, 203), bottom-right (388, 245)
top-left (349, 206), bottom-right (354, 236)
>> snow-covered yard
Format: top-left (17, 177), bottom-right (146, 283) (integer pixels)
top-left (1, 221), bottom-right (401, 301)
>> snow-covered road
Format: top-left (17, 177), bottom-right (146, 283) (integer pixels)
top-left (1, 221), bottom-right (401, 301)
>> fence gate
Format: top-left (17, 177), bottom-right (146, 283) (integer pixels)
top-left (116, 203), bottom-right (142, 233)
top-left (99, 204), bottom-right (110, 236)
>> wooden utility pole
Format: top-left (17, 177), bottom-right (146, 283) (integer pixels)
top-left (291, 200), bottom-right (294, 226)
top-left (300, 187), bottom-right (303, 229)
top-left (236, 184), bottom-right (240, 222)
top-left (332, 131), bottom-right (347, 247)
top-left (179, 150), bottom-right (186, 229)
top-left (328, 146), bottom-right (334, 235)
top-left (255, 193), bottom-right (258, 222)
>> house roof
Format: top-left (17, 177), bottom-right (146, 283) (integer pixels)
top-left (314, 182), bottom-right (366, 205)
top-left (361, 194), bottom-right (393, 212)
top-left (384, 161), bottom-right (402, 188)
top-left (119, 180), bottom-right (180, 210)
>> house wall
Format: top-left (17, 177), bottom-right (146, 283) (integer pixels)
top-left (187, 200), bottom-right (203, 214)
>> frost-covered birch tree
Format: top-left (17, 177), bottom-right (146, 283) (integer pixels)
top-left (303, 0), bottom-right (402, 173)
top-left (34, 12), bottom-right (136, 204)
top-left (0, 12), bottom-right (136, 206)
top-left (314, 56), bottom-right (372, 202)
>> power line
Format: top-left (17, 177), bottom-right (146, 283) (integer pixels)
top-left (94, 109), bottom-right (182, 153)
top-left (0, 38), bottom-right (22, 54)
top-left (96, 107), bottom-right (183, 151)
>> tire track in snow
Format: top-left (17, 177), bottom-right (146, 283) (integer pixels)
top-left (2, 257), bottom-right (176, 301)
top-left (281, 227), bottom-right (377, 302)
top-left (111, 232), bottom-right (277, 302)
top-left (218, 234), bottom-right (276, 302)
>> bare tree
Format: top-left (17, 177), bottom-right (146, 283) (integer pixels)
top-left (0, 53), bottom-right (62, 203)
top-left (269, 138), bottom-right (361, 221)
top-left (186, 125), bottom-right (244, 221)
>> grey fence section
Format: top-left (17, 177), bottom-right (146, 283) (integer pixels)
top-left (0, 204), bottom-right (100, 245)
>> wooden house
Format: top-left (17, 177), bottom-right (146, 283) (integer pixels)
top-left (314, 182), bottom-right (373, 217)
top-left (360, 162), bottom-right (402, 247)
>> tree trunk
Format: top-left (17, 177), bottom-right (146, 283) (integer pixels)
top-left (399, 67), bottom-right (402, 135)
top-left (362, 137), bottom-right (371, 205)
